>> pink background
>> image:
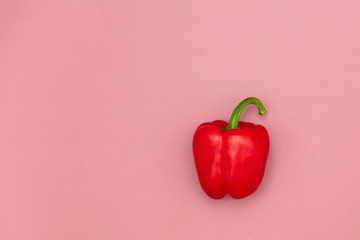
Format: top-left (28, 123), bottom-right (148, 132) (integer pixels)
top-left (1, 0), bottom-right (359, 239)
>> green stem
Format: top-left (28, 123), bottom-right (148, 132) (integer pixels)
top-left (225, 97), bottom-right (267, 130)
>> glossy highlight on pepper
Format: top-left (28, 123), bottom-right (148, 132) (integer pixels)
top-left (192, 97), bottom-right (270, 199)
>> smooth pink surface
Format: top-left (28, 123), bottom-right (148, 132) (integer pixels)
top-left (1, 1), bottom-right (359, 239)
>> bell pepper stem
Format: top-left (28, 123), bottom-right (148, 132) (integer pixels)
top-left (225, 97), bottom-right (267, 130)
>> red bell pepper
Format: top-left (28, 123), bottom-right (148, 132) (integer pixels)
top-left (192, 97), bottom-right (270, 199)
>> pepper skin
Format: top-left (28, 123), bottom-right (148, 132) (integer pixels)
top-left (192, 97), bottom-right (270, 199)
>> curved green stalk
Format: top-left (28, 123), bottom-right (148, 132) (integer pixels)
top-left (225, 97), bottom-right (267, 130)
